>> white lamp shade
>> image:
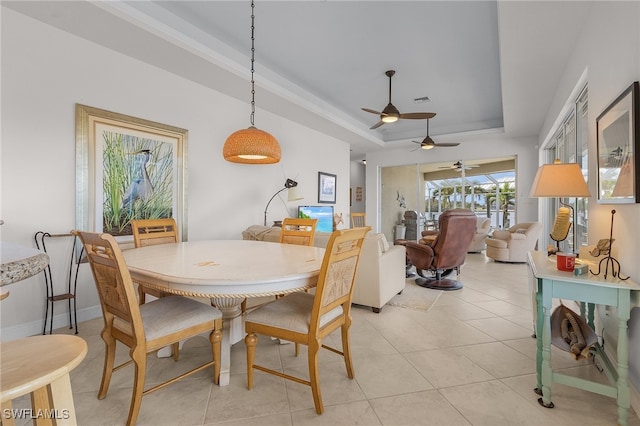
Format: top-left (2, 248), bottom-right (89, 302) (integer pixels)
top-left (287, 186), bottom-right (303, 202)
top-left (530, 161), bottom-right (590, 198)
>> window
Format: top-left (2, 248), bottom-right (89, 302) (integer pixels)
top-left (542, 85), bottom-right (588, 252)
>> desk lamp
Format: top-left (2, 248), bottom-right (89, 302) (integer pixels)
top-left (264, 179), bottom-right (303, 226)
top-left (530, 160), bottom-right (590, 253)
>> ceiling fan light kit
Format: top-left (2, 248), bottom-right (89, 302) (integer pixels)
top-left (362, 70), bottom-right (435, 129)
top-left (410, 119), bottom-right (460, 150)
top-left (223, 0), bottom-right (281, 164)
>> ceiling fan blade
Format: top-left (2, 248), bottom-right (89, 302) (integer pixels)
top-left (433, 142), bottom-right (460, 147)
top-left (362, 107), bottom-right (382, 115)
top-left (370, 120), bottom-right (385, 130)
top-left (399, 112), bottom-right (436, 120)
top-left (410, 140), bottom-right (423, 145)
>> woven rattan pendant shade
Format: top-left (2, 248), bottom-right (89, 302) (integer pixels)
top-left (223, 126), bottom-right (281, 164)
top-left (223, 1), bottom-right (281, 165)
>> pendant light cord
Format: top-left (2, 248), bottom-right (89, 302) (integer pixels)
top-left (250, 0), bottom-right (256, 127)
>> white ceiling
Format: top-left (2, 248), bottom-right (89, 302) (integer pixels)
top-left (4, 1), bottom-right (592, 160)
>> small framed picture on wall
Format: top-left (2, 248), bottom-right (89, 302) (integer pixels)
top-left (318, 172), bottom-right (336, 204)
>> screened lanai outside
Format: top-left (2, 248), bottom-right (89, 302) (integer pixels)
top-left (380, 158), bottom-right (516, 243)
top-left (426, 170), bottom-right (516, 230)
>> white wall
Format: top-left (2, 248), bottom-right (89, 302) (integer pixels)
top-left (0, 9), bottom-right (350, 339)
top-left (349, 160), bottom-right (366, 220)
top-left (535, 1), bottom-right (640, 392)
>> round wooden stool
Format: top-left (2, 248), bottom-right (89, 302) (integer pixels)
top-left (1, 334), bottom-right (87, 426)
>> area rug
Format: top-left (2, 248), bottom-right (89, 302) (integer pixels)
top-left (387, 278), bottom-right (443, 311)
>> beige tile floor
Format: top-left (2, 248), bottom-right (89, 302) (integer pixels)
top-left (18, 253), bottom-right (640, 425)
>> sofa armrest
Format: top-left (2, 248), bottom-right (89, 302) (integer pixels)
top-left (353, 243), bottom-right (405, 310)
top-left (491, 230), bottom-right (511, 240)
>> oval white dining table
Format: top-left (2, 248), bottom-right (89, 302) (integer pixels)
top-left (123, 240), bottom-right (324, 386)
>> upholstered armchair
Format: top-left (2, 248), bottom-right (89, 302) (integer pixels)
top-left (399, 209), bottom-right (477, 290)
top-left (485, 222), bottom-right (542, 263)
top-left (467, 217), bottom-right (491, 253)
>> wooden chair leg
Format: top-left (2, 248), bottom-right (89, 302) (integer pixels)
top-left (98, 331), bottom-right (116, 399)
top-left (341, 323), bottom-right (355, 379)
top-left (307, 339), bottom-right (323, 414)
top-left (245, 332), bottom-right (257, 390)
top-left (137, 285), bottom-right (146, 305)
top-left (172, 343), bottom-right (180, 362)
top-left (126, 350), bottom-right (146, 426)
top-left (1, 401), bottom-right (16, 426)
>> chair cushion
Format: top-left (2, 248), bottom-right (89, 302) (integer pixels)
top-left (245, 292), bottom-right (343, 334)
top-left (114, 296), bottom-right (222, 342)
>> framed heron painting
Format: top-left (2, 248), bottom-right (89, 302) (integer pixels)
top-left (75, 104), bottom-right (188, 243)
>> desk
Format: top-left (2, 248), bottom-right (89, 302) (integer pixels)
top-left (528, 251), bottom-right (640, 426)
top-left (123, 240), bottom-right (324, 386)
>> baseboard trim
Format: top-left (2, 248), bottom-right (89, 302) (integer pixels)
top-left (0, 305), bottom-right (102, 341)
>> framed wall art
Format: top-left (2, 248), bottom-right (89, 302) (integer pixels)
top-left (318, 171), bottom-right (336, 204)
top-left (596, 81), bottom-right (640, 203)
top-left (75, 104), bottom-right (188, 242)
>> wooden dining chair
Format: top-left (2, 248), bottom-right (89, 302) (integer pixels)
top-left (279, 217), bottom-right (318, 246)
top-left (242, 217), bottom-right (319, 314)
top-left (74, 231), bottom-right (222, 426)
top-left (351, 212), bottom-right (365, 228)
top-left (131, 218), bottom-right (179, 304)
top-left (244, 226), bottom-right (370, 414)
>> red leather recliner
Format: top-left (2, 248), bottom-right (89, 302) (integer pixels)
top-left (399, 209), bottom-right (477, 290)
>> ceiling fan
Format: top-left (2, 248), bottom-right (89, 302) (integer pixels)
top-left (410, 119), bottom-right (460, 150)
top-left (439, 161), bottom-right (480, 171)
top-left (362, 70), bottom-right (436, 130)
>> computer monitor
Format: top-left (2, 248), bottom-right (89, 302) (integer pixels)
top-left (297, 205), bottom-right (334, 233)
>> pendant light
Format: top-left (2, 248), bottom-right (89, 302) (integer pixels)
top-left (223, 0), bottom-right (281, 164)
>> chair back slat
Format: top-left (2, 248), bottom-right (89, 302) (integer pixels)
top-left (74, 231), bottom-right (143, 339)
top-left (311, 227), bottom-right (370, 327)
top-left (280, 218), bottom-right (317, 246)
top-left (131, 218), bottom-right (179, 248)
top-left (351, 212), bottom-right (365, 228)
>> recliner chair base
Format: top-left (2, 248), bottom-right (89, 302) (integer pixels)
top-left (415, 277), bottom-right (463, 291)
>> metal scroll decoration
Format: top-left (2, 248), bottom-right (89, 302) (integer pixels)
top-left (589, 210), bottom-right (629, 280)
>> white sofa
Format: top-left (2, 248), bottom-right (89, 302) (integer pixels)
top-left (352, 233), bottom-right (406, 313)
top-left (242, 225), bottom-right (330, 248)
top-left (242, 226), bottom-right (405, 313)
top-left (485, 222), bottom-right (542, 263)
top-left (467, 217), bottom-right (491, 253)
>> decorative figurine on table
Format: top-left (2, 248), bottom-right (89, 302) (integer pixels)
top-left (333, 212), bottom-right (343, 230)
top-left (589, 210), bottom-right (629, 280)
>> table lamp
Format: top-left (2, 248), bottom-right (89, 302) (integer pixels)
top-left (264, 178), bottom-right (303, 226)
top-left (530, 159), bottom-right (590, 253)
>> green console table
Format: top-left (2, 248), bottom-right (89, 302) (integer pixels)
top-left (528, 250), bottom-right (640, 426)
